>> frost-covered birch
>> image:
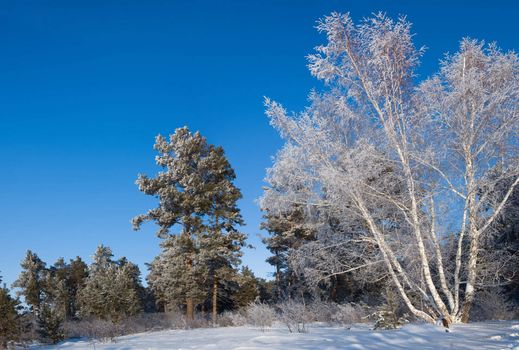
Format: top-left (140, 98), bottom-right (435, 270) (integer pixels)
top-left (262, 12), bottom-right (518, 324)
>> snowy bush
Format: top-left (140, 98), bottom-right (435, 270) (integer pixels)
top-left (245, 302), bottom-right (276, 331)
top-left (330, 303), bottom-right (366, 326)
top-left (117, 313), bottom-right (172, 334)
top-left (278, 300), bottom-right (312, 333)
top-left (63, 312), bottom-right (207, 342)
top-left (293, 301), bottom-right (368, 327)
top-left (218, 311), bottom-right (247, 327)
top-left (307, 301), bottom-right (335, 324)
top-left (64, 318), bottom-right (121, 342)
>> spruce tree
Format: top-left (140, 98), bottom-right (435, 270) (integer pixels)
top-left (373, 286), bottom-right (409, 330)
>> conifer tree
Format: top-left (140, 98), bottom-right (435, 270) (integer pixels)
top-left (43, 257), bottom-right (88, 321)
top-left (233, 266), bottom-right (260, 308)
top-left (67, 257), bottom-right (88, 318)
top-left (12, 250), bottom-right (46, 314)
top-left (134, 127), bottom-right (246, 321)
top-left (133, 127), bottom-right (210, 320)
top-left (0, 275), bottom-right (21, 349)
top-left (373, 286), bottom-right (410, 330)
top-left (37, 304), bottom-right (64, 344)
top-left (199, 144), bottom-right (246, 323)
top-left (261, 206), bottom-right (315, 300)
top-left (44, 258), bottom-right (69, 320)
top-left (147, 236), bottom-right (207, 314)
top-left (78, 245), bottom-right (142, 322)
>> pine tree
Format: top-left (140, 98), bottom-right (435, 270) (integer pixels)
top-left (199, 144), bottom-right (246, 324)
top-left (37, 304), bottom-right (64, 344)
top-left (134, 127), bottom-right (246, 321)
top-left (147, 236), bottom-right (207, 314)
top-left (12, 250), bottom-right (46, 314)
top-left (0, 275), bottom-right (21, 349)
top-left (44, 258), bottom-right (69, 320)
top-left (261, 206), bottom-right (315, 300)
top-left (133, 128), bottom-right (210, 320)
top-left (67, 257), bottom-right (88, 319)
top-left (78, 245), bottom-right (142, 322)
top-left (233, 266), bottom-right (259, 309)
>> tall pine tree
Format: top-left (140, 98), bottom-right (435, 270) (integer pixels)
top-left (133, 128), bottom-right (210, 320)
top-left (12, 250), bottom-right (46, 315)
top-left (199, 144), bottom-right (246, 324)
top-left (134, 127), bottom-right (246, 321)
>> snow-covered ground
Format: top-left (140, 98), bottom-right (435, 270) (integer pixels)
top-left (38, 321), bottom-right (519, 350)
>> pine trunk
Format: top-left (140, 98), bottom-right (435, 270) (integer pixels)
top-left (212, 276), bottom-right (218, 325)
top-left (186, 298), bottom-right (194, 321)
top-left (212, 203), bottom-right (219, 325)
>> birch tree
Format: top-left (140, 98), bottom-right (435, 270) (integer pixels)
top-left (262, 12), bottom-right (518, 324)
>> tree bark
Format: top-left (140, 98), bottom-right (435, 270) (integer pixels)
top-left (186, 297), bottom-right (194, 321)
top-left (212, 275), bottom-right (218, 326)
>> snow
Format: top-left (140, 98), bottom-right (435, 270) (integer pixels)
top-left (37, 321), bottom-right (519, 350)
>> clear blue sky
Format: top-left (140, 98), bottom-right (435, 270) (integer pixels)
top-left (0, 0), bottom-right (517, 288)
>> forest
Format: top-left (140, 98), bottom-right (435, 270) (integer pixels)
top-left (0, 10), bottom-right (518, 349)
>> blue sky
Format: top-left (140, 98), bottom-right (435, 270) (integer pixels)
top-left (0, 0), bottom-right (517, 288)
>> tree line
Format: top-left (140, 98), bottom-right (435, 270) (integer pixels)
top-left (0, 127), bottom-right (273, 347)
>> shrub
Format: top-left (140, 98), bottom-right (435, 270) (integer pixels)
top-left (278, 300), bottom-right (312, 333)
top-left (218, 311), bottom-right (247, 327)
top-left (64, 318), bottom-right (120, 342)
top-left (331, 303), bottom-right (366, 326)
top-left (245, 302), bottom-right (276, 331)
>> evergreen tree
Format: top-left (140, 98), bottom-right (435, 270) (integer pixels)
top-left (256, 278), bottom-right (276, 304)
top-left (0, 275), bottom-right (21, 349)
top-left (37, 304), bottom-right (64, 344)
top-left (78, 245), bottom-right (142, 322)
top-left (44, 258), bottom-right (69, 320)
top-left (67, 257), bottom-right (88, 318)
top-left (133, 128), bottom-right (210, 320)
top-left (233, 266), bottom-right (259, 308)
top-left (12, 250), bottom-right (46, 314)
top-left (134, 127), bottom-right (246, 320)
top-left (147, 236), bottom-right (207, 314)
top-left (490, 182), bottom-right (519, 301)
top-left (43, 257), bottom-right (88, 321)
top-left (261, 206), bottom-right (315, 300)
top-left (199, 144), bottom-right (246, 323)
